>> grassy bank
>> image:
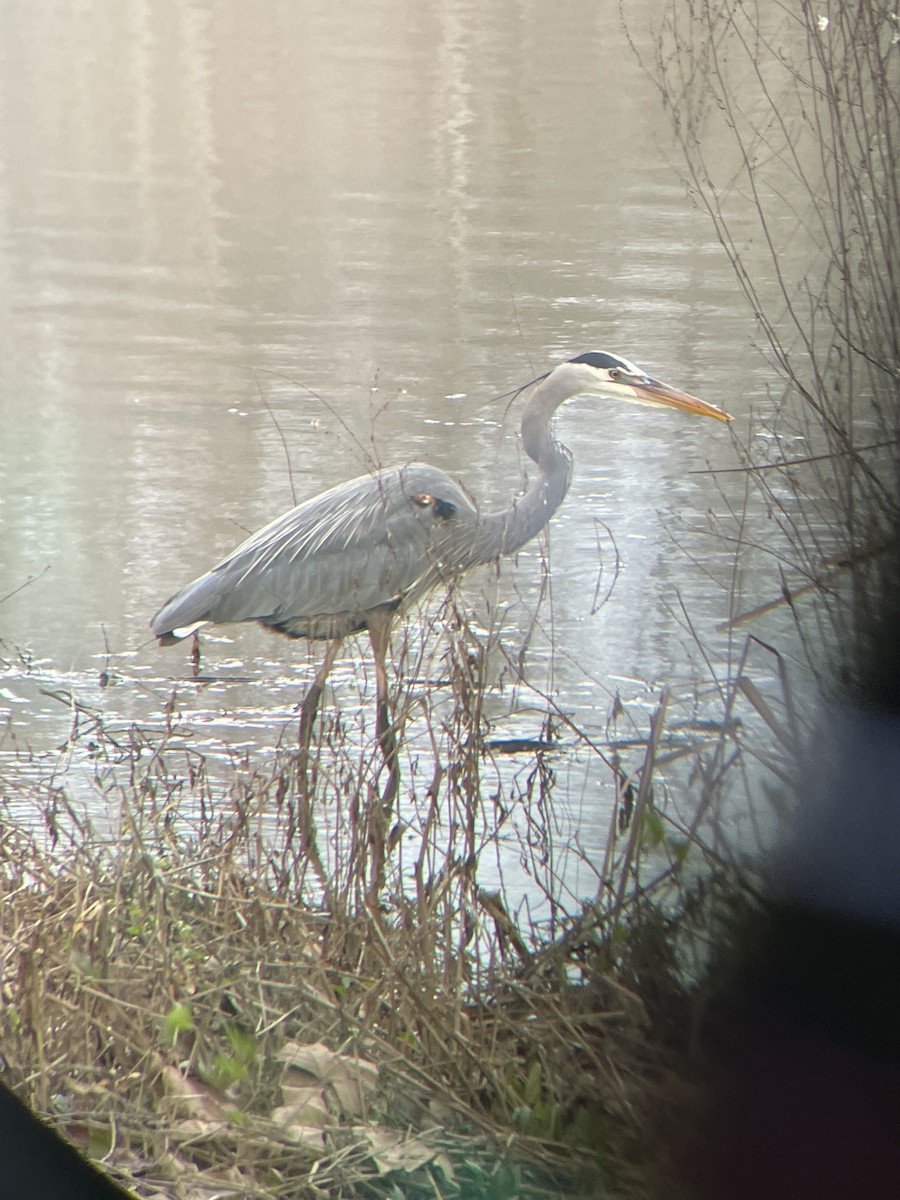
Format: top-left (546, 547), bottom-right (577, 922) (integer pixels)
top-left (0, 619), bottom-right (783, 1200)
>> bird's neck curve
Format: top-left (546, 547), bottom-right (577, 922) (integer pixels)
top-left (482, 370), bottom-right (575, 558)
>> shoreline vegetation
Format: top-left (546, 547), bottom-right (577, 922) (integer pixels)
top-left (2, 2), bottom-right (895, 1196)
top-left (0, 630), bottom-right (776, 1199)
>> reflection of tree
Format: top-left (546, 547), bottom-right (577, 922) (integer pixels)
top-left (642, 1), bottom-right (899, 689)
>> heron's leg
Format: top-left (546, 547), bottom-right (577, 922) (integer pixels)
top-left (298, 637), bottom-right (341, 751)
top-left (366, 611), bottom-right (397, 767)
top-left (366, 610), bottom-right (402, 823)
top-left (364, 611), bottom-right (400, 902)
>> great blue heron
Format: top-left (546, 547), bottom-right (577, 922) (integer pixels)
top-left (151, 351), bottom-right (731, 757)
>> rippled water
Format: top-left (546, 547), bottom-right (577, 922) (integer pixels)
top-left (0, 0), bottom-right (797, 896)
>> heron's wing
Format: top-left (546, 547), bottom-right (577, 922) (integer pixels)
top-left (151, 464), bottom-right (482, 640)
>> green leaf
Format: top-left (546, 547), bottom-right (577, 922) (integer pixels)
top-left (205, 1051), bottom-right (247, 1091)
top-left (665, 835), bottom-right (690, 864)
top-left (523, 1058), bottom-right (542, 1107)
top-left (224, 1024), bottom-right (257, 1065)
top-left (639, 807), bottom-right (665, 849)
top-left (161, 1001), bottom-right (194, 1042)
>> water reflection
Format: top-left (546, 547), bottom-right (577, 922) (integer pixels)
top-left (0, 0), bottom-right (789, 893)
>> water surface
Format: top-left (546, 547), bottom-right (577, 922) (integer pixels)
top-left (0, 0), bottom-right (793, 897)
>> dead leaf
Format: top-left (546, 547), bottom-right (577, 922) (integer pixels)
top-left (432, 1151), bottom-right (457, 1184)
top-left (329, 1071), bottom-right (374, 1120)
top-left (171, 1118), bottom-right (225, 1140)
top-left (278, 1041), bottom-right (336, 1077)
top-left (281, 1079), bottom-right (329, 1108)
top-left (351, 1125), bottom-right (437, 1175)
top-left (273, 1119), bottom-right (327, 1152)
top-left (160, 1066), bottom-right (229, 1124)
top-left (278, 1041), bottom-right (378, 1119)
top-left (271, 1092), bottom-right (331, 1128)
top-left (427, 1096), bottom-right (457, 1124)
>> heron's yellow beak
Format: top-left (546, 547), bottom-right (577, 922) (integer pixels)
top-left (628, 376), bottom-right (732, 421)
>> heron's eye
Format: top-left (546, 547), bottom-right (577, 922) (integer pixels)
top-left (411, 492), bottom-right (457, 520)
top-left (608, 368), bottom-right (620, 380)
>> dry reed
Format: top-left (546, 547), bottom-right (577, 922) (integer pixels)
top-left (0, 595), bottom-right (784, 1199)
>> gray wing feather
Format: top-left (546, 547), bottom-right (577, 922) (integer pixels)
top-left (151, 463), bottom-right (485, 641)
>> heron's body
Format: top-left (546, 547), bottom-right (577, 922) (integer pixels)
top-left (151, 352), bottom-right (730, 764)
top-left (153, 462), bottom-right (500, 643)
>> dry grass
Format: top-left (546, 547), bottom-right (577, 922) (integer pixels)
top-left (0, 597), bottom-right (791, 1199)
top-left (0, 771), bottom-right (622, 1197)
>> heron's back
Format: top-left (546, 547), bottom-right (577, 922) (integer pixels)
top-left (151, 463), bottom-right (486, 642)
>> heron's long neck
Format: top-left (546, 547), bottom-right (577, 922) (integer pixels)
top-left (481, 375), bottom-right (574, 558)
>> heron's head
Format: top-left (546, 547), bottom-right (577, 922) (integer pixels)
top-left (556, 350), bottom-right (732, 422)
